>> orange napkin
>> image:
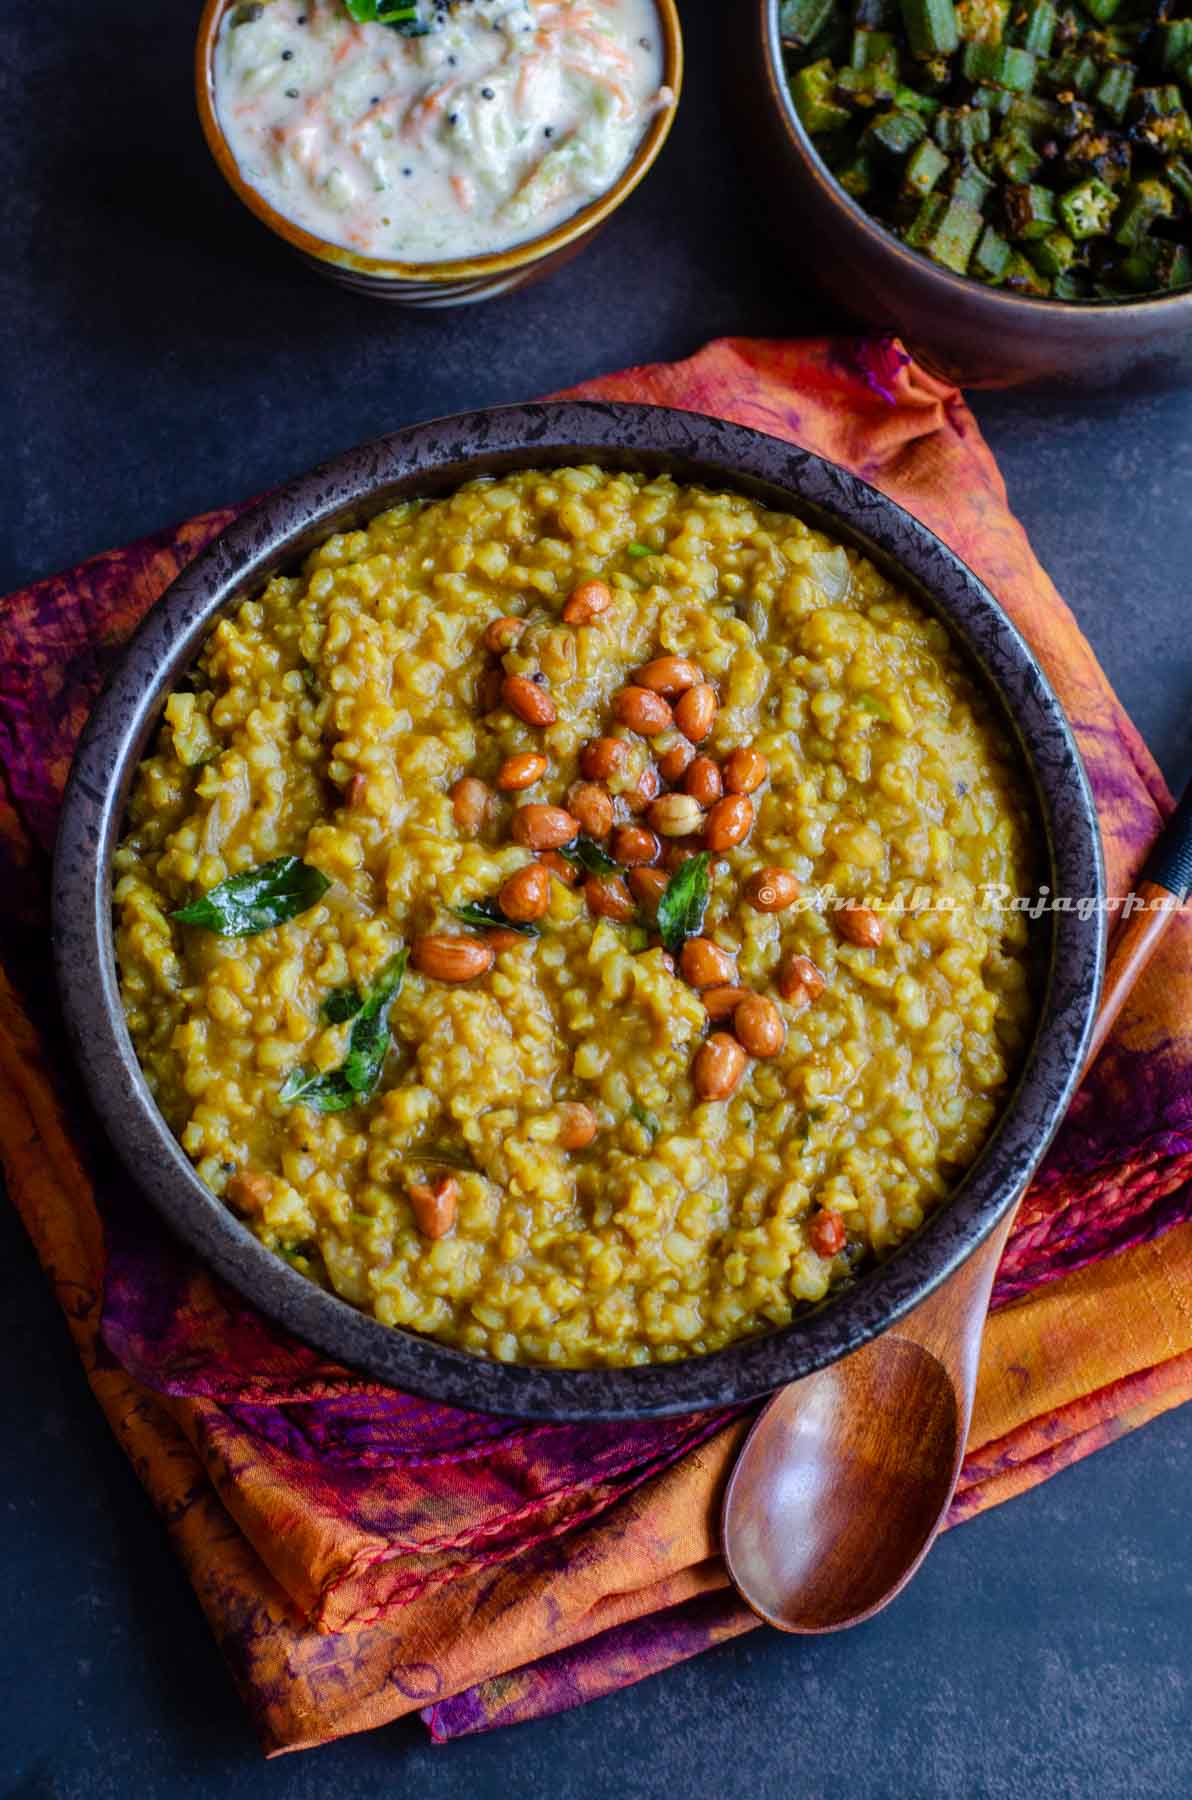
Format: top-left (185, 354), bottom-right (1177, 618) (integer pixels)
top-left (2, 337), bottom-right (1190, 1753)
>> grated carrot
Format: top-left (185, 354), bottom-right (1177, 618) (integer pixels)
top-left (333, 24), bottom-right (364, 63)
top-left (516, 53), bottom-right (546, 107)
top-left (566, 26), bottom-right (634, 72)
top-left (561, 59), bottom-right (633, 118)
top-left (351, 93), bottom-right (399, 133)
top-left (401, 81), bottom-right (455, 140)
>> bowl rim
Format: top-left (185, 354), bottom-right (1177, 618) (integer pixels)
top-left (51, 401), bottom-right (1105, 1420)
top-left (194, 0), bottom-right (683, 282)
top-left (759, 0), bottom-right (1192, 320)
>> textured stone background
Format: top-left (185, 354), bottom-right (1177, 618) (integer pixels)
top-left (3, 3), bottom-right (1190, 1795)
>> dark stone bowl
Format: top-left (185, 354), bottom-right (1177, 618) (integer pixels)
top-left (743, 0), bottom-right (1192, 390)
top-left (52, 403), bottom-right (1104, 1419)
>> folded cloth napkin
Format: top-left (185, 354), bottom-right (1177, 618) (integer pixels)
top-left (2, 338), bottom-right (1191, 1755)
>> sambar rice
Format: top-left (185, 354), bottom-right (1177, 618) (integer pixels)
top-left (113, 468), bottom-right (1038, 1368)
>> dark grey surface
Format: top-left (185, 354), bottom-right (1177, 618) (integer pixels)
top-left (3, 0), bottom-right (1191, 1795)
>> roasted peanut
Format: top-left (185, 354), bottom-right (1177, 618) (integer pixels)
top-left (732, 993), bottom-right (785, 1059)
top-left (498, 862), bottom-right (552, 922)
top-left (567, 781), bottom-right (614, 839)
top-left (702, 984), bottom-right (752, 1021)
top-left (612, 824), bottom-right (660, 866)
top-left (538, 849), bottom-right (581, 886)
top-left (511, 804), bottom-right (580, 850)
top-left (744, 866), bottom-right (800, 912)
top-left (692, 1033), bottom-right (747, 1101)
top-left (562, 579), bottom-right (613, 624)
top-left (722, 746), bottom-right (769, 795)
top-left (628, 866), bottom-right (670, 911)
top-left (778, 954), bottom-right (826, 1007)
top-left (407, 1174), bottom-right (458, 1239)
top-left (684, 755), bottom-right (723, 808)
top-left (838, 902), bottom-right (884, 948)
top-left (476, 664), bottom-right (504, 713)
top-left (557, 1101), bottom-right (598, 1150)
top-left (656, 737), bottom-right (695, 783)
top-left (483, 615), bottom-right (525, 655)
top-left (809, 1209), bottom-right (847, 1257)
top-left (584, 873), bottom-right (636, 922)
top-left (502, 672), bottom-right (557, 727)
top-left (635, 655), bottom-right (702, 696)
top-left (623, 761), bottom-right (661, 814)
top-left (614, 686), bottom-right (673, 736)
top-left (488, 927), bottom-right (530, 952)
top-left (679, 937), bottom-right (738, 990)
top-left (450, 775), bottom-right (490, 836)
top-left (226, 1170), bottom-right (271, 1213)
top-left (648, 792), bottom-right (704, 838)
top-left (496, 751), bottom-right (548, 791)
top-left (661, 838), bottom-right (703, 870)
top-left (412, 935), bottom-right (495, 982)
top-left (704, 793), bottom-right (754, 851)
top-left (580, 736), bottom-right (628, 781)
top-left (674, 682), bottom-right (717, 743)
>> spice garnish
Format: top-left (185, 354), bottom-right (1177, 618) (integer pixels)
top-left (453, 899), bottom-right (540, 938)
top-left (342, 0), bottom-right (432, 36)
top-left (172, 856), bottom-right (329, 937)
top-left (321, 983), bottom-right (363, 1024)
top-left (557, 834), bottom-right (621, 876)
top-left (281, 949), bottom-right (407, 1113)
top-left (655, 852), bottom-right (711, 956)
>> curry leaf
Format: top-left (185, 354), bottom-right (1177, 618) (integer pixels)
top-left (279, 1066), bottom-right (356, 1113)
top-left (453, 899), bottom-right (540, 938)
top-left (282, 949), bottom-right (407, 1114)
top-left (558, 835), bottom-right (620, 877)
top-left (655, 852), bottom-right (711, 957)
top-left (342, 0), bottom-right (433, 34)
top-left (172, 856), bottom-right (330, 937)
top-left (403, 1143), bottom-right (475, 1172)
top-left (321, 983), bottom-right (363, 1024)
top-left (341, 950), bottom-right (408, 1094)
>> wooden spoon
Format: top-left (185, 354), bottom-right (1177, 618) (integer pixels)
top-left (722, 778), bottom-right (1192, 1634)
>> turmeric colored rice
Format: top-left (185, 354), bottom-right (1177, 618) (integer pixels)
top-left (113, 467), bottom-right (1039, 1367)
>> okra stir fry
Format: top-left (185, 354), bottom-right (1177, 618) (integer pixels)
top-left (781, 0), bottom-right (1192, 298)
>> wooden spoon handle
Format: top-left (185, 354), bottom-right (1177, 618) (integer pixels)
top-left (891, 1211), bottom-right (1015, 1406)
top-left (1083, 782), bottom-right (1192, 1068)
top-left (1083, 879), bottom-right (1181, 1072)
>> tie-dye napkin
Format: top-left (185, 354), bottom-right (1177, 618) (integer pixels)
top-left (2, 338), bottom-right (1191, 1754)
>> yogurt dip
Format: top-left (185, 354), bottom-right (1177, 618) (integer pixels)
top-left (213, 0), bottom-right (671, 264)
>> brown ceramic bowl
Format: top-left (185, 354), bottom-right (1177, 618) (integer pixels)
top-left (747, 0), bottom-right (1192, 388)
top-left (195, 0), bottom-right (682, 306)
top-left (52, 403), bottom-right (1103, 1419)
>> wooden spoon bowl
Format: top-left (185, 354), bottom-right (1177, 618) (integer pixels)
top-left (723, 780), bottom-right (1192, 1634)
top-left (724, 1339), bottom-right (961, 1633)
top-left (722, 1204), bottom-right (1007, 1634)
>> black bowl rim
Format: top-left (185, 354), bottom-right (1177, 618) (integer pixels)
top-left (51, 401), bottom-right (1104, 1420)
top-left (759, 0), bottom-right (1192, 322)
